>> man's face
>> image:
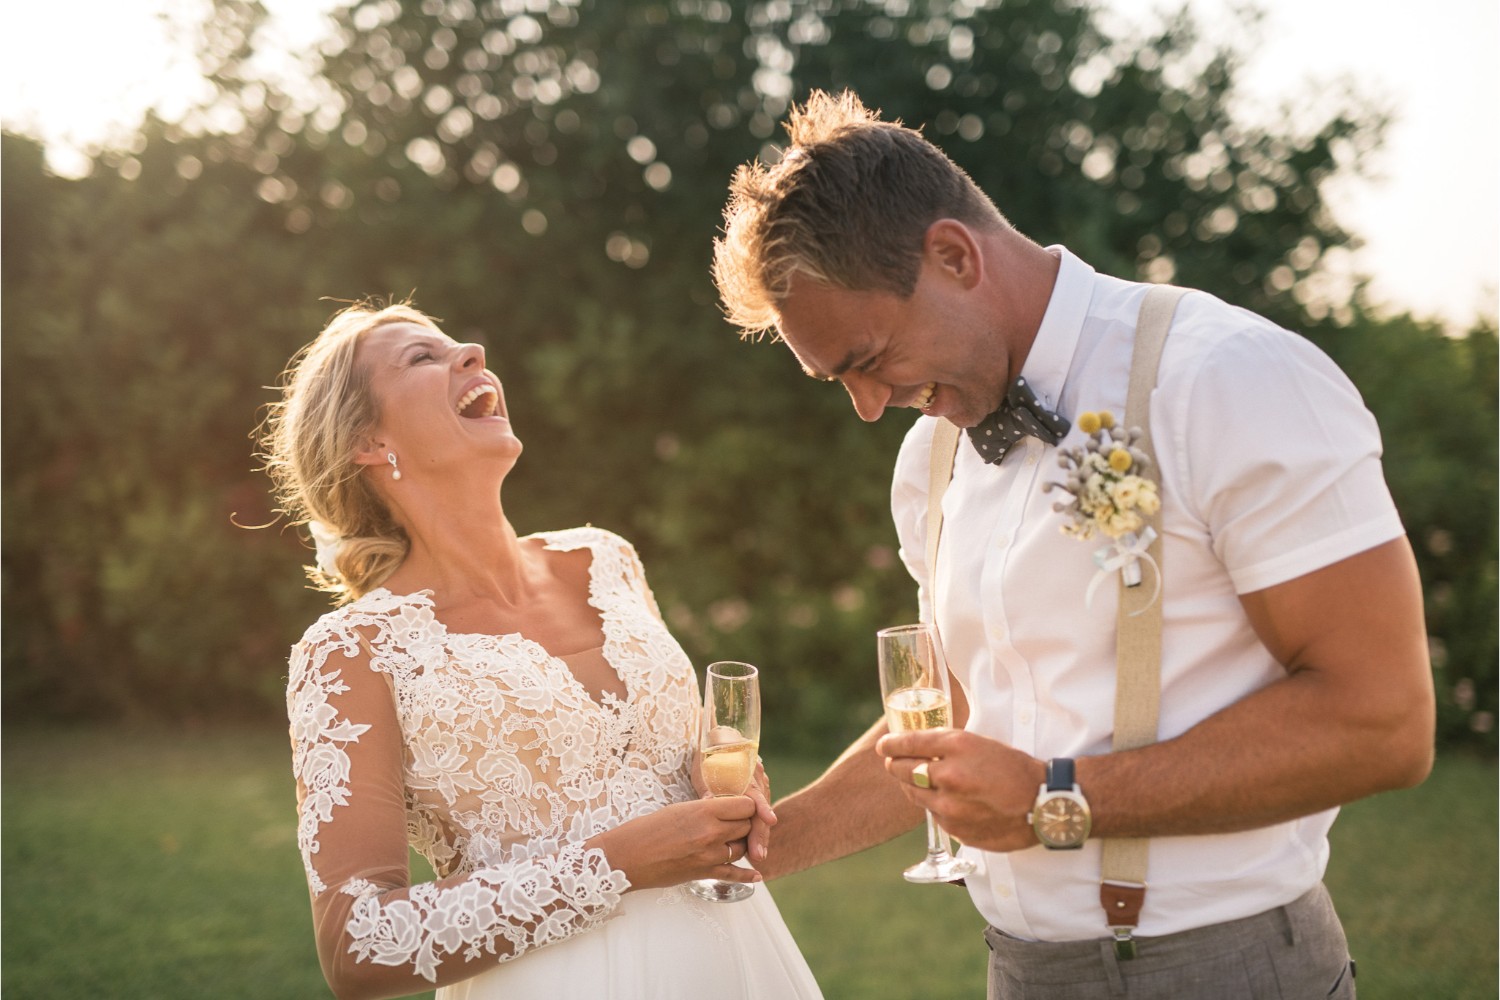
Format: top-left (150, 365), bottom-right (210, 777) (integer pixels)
top-left (773, 265), bottom-right (1008, 428)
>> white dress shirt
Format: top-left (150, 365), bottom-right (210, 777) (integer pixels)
top-left (891, 247), bottom-right (1406, 940)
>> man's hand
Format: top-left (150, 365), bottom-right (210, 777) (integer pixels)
top-left (877, 728), bottom-right (1046, 852)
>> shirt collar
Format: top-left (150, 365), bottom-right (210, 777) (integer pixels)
top-left (1017, 246), bottom-right (1095, 414)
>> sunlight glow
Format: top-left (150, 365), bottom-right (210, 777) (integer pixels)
top-left (0, 0), bottom-right (1494, 328)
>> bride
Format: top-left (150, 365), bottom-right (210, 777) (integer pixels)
top-left (260, 302), bottom-right (823, 1000)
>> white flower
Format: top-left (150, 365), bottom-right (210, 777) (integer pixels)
top-left (542, 715), bottom-right (600, 773)
top-left (1105, 510), bottom-right (1143, 538)
top-left (308, 520), bottom-right (343, 577)
top-left (300, 740), bottom-right (354, 791)
top-left (349, 896), bottom-right (424, 967)
top-left (422, 882), bottom-right (499, 953)
top-left (290, 690), bottom-right (340, 744)
top-left (1110, 478), bottom-right (1140, 508)
top-left (496, 859), bottom-right (562, 921)
top-left (475, 750), bottom-right (532, 796)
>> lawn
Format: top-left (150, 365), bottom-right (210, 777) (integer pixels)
top-left (2, 726), bottom-right (1494, 999)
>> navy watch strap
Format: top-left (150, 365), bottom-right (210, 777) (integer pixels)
top-left (1046, 757), bottom-right (1075, 791)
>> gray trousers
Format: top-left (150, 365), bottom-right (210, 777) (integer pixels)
top-left (984, 883), bottom-right (1356, 999)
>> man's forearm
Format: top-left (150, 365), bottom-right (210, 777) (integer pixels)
top-left (763, 718), bottom-right (925, 880)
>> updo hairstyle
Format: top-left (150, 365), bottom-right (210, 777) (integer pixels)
top-left (260, 301), bottom-right (439, 603)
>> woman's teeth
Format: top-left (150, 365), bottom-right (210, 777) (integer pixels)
top-left (457, 384), bottom-right (498, 418)
top-left (911, 383), bottom-right (936, 410)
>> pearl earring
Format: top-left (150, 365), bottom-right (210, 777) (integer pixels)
top-left (387, 452), bottom-right (402, 481)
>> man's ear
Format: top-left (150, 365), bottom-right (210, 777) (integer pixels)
top-left (924, 219), bottom-right (983, 290)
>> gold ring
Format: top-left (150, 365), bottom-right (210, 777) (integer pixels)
top-left (726, 844), bottom-right (735, 866)
top-left (912, 761), bottom-right (932, 790)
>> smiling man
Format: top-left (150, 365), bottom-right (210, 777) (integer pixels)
top-left (713, 90), bottom-right (1434, 999)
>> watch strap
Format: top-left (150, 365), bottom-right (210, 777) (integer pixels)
top-left (1046, 757), bottom-right (1075, 792)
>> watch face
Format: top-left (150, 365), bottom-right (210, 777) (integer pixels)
top-left (1035, 793), bottom-right (1090, 848)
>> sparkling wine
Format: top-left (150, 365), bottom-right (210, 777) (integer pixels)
top-left (702, 739), bottom-right (759, 796)
top-left (884, 686), bottom-right (951, 733)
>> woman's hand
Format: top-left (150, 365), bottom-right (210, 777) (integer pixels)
top-left (742, 757), bottom-right (776, 864)
top-left (588, 797), bottom-right (763, 891)
top-left (690, 750), bottom-right (777, 865)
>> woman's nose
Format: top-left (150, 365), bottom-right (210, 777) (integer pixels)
top-left (456, 343), bottom-right (485, 370)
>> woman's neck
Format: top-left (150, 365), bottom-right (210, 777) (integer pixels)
top-left (380, 485), bottom-right (538, 605)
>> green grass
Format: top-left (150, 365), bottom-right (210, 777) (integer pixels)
top-left (2, 727), bottom-right (1494, 999)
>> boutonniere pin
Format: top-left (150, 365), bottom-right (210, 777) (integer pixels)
top-left (1042, 410), bottom-right (1162, 611)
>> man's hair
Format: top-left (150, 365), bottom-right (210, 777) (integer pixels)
top-left (713, 89), bottom-right (1004, 338)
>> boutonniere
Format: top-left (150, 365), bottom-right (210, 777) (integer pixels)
top-left (1042, 410), bottom-right (1162, 610)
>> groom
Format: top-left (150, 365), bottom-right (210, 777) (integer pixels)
top-left (713, 90), bottom-right (1434, 997)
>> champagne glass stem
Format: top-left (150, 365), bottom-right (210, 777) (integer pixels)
top-left (924, 810), bottom-right (952, 864)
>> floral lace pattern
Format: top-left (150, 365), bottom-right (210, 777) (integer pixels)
top-left (286, 528), bottom-right (700, 986)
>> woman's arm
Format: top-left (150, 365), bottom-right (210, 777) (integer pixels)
top-left (289, 633), bottom-right (633, 1000)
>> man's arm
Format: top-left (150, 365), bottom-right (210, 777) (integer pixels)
top-left (764, 666), bottom-right (972, 878)
top-left (879, 536), bottom-right (1435, 851)
top-left (760, 717), bottom-right (925, 879)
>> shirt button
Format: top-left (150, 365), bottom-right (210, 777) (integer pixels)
top-left (1018, 709), bottom-right (1034, 724)
top-left (997, 885), bottom-right (1014, 898)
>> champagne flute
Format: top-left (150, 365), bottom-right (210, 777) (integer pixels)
top-left (688, 660), bottom-right (761, 903)
top-left (878, 623), bottom-right (977, 884)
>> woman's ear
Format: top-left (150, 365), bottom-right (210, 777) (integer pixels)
top-left (924, 219), bottom-right (983, 290)
top-left (352, 436), bottom-right (389, 469)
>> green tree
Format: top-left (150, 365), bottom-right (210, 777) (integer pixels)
top-left (7, 0), bottom-right (1485, 756)
top-left (1310, 311), bottom-right (1499, 751)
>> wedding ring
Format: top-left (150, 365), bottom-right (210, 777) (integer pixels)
top-left (911, 761), bottom-right (932, 790)
top-left (725, 844), bottom-right (736, 866)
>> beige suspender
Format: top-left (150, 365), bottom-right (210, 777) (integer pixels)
top-left (923, 284), bottom-right (1186, 956)
top-left (1099, 284), bottom-right (1185, 956)
top-left (925, 418), bottom-right (962, 584)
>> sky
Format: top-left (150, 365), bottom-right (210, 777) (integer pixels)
top-left (2, 0), bottom-right (1495, 331)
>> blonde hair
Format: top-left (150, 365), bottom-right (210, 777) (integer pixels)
top-left (713, 89), bottom-right (1005, 338)
top-left (259, 301), bottom-right (440, 603)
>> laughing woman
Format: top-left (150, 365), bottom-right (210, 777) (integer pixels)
top-left (259, 302), bottom-right (821, 1000)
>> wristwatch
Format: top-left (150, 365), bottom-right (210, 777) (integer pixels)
top-left (1029, 758), bottom-right (1092, 850)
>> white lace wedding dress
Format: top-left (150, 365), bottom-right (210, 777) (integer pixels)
top-left (287, 526), bottom-right (822, 999)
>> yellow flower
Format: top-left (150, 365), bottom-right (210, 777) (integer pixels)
top-left (1108, 448), bottom-right (1133, 472)
top-left (1077, 411), bottom-right (1101, 434)
top-left (1105, 511), bottom-right (1143, 538)
top-left (1098, 411), bottom-right (1116, 430)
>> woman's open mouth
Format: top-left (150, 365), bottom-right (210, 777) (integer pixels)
top-left (457, 384), bottom-right (499, 418)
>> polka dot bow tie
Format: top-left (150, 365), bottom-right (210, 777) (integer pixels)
top-left (965, 376), bottom-right (1072, 465)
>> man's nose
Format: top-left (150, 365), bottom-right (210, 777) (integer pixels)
top-left (841, 371), bottom-right (890, 423)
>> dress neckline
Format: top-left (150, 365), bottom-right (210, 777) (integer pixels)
top-left (360, 528), bottom-right (630, 709)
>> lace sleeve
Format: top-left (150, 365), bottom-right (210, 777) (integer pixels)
top-left (287, 625), bottom-right (629, 998)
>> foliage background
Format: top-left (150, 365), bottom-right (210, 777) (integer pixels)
top-left (2, 0), bottom-right (1494, 756)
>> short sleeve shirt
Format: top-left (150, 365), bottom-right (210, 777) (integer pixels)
top-left (890, 247), bottom-right (1405, 939)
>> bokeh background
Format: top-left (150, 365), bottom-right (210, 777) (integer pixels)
top-left (2, 1), bottom-right (1496, 997)
top-left (3, 0), bottom-right (1494, 750)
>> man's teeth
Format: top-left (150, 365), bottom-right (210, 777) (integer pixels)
top-left (911, 383), bottom-right (936, 410)
top-left (457, 384), bottom-right (498, 418)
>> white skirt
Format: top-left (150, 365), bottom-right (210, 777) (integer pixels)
top-left (437, 881), bottom-right (823, 1000)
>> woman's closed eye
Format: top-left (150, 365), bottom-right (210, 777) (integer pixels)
top-left (404, 341), bottom-right (451, 364)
